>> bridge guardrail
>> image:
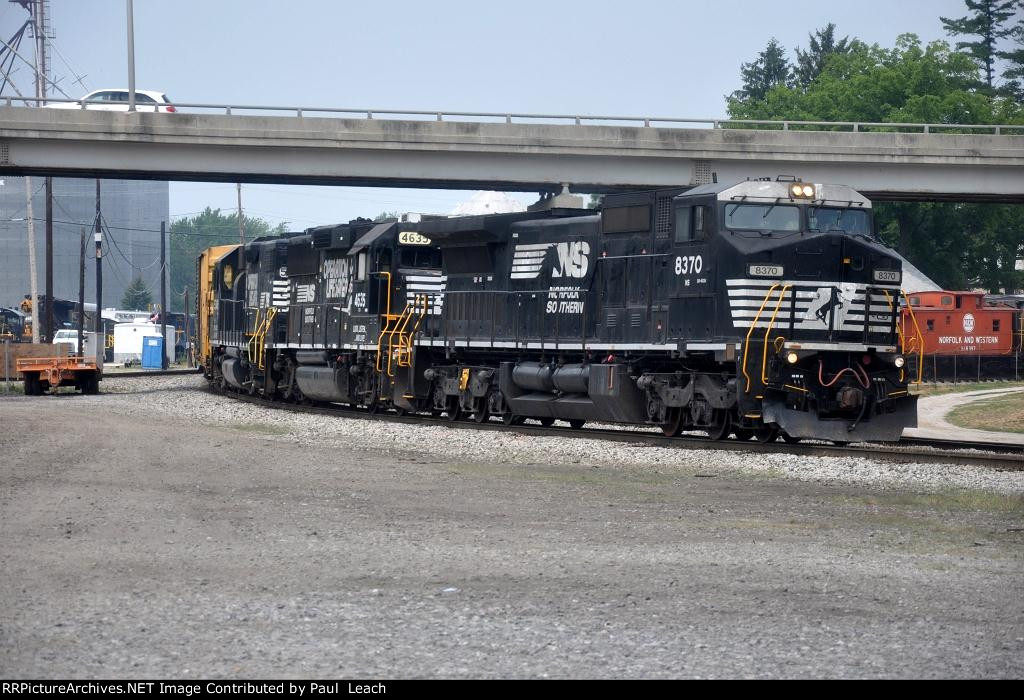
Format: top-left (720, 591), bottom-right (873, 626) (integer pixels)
top-left (7, 96), bottom-right (1024, 135)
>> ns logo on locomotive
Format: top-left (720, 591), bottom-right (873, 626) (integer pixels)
top-left (197, 177), bottom-right (921, 444)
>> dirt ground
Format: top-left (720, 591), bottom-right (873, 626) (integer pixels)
top-left (1, 392), bottom-right (1022, 679)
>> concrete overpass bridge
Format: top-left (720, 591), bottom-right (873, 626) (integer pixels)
top-left (1, 104), bottom-right (1022, 202)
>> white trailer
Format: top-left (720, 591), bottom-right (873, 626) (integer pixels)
top-left (113, 322), bottom-right (175, 365)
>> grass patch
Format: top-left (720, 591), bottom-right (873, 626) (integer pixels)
top-left (947, 391), bottom-right (1024, 434)
top-left (230, 422), bottom-right (292, 436)
top-left (912, 380), bottom-right (1024, 397)
top-left (854, 490), bottom-right (1024, 514)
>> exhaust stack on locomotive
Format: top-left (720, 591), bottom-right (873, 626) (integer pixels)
top-left (197, 177), bottom-right (919, 444)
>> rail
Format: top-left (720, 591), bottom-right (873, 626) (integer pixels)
top-left (13, 96), bottom-right (1024, 135)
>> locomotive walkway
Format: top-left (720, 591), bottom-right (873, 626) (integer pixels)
top-left (1, 105), bottom-right (1023, 201)
top-left (906, 387), bottom-right (1024, 446)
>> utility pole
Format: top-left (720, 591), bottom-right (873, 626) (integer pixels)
top-left (126, 0), bottom-right (135, 112)
top-left (77, 228), bottom-right (85, 358)
top-left (183, 287), bottom-right (190, 367)
top-left (160, 221), bottom-right (167, 369)
top-left (24, 176), bottom-right (38, 343)
top-left (236, 182), bottom-right (245, 245)
top-left (45, 176), bottom-right (53, 342)
top-left (94, 179), bottom-right (103, 366)
top-left (32, 0), bottom-right (47, 105)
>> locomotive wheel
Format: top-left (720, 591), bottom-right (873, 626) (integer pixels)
top-left (473, 399), bottom-right (489, 424)
top-left (539, 417), bottom-right (555, 427)
top-left (832, 440), bottom-right (850, 447)
top-left (781, 432), bottom-right (803, 444)
top-left (754, 426), bottom-right (780, 443)
top-left (732, 428), bottom-right (754, 441)
top-left (707, 410), bottom-right (731, 441)
top-left (394, 406), bottom-right (407, 417)
top-left (662, 408), bottom-right (683, 437)
top-left (445, 396), bottom-right (462, 422)
top-left (367, 393), bottom-right (382, 413)
top-left (568, 420), bottom-right (586, 430)
top-left (502, 412), bottom-right (524, 426)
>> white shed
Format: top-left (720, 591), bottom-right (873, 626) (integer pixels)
top-left (113, 322), bottom-right (176, 364)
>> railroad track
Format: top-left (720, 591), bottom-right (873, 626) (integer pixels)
top-left (102, 368), bottom-right (201, 379)
top-left (192, 382), bottom-right (1023, 471)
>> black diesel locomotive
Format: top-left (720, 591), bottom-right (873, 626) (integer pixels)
top-left (199, 178), bottom-right (918, 443)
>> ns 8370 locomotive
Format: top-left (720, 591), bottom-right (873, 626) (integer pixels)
top-left (198, 177), bottom-right (922, 444)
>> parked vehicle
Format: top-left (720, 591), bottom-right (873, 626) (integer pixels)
top-left (45, 89), bottom-right (176, 113)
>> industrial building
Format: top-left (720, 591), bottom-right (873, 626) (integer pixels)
top-left (0, 176), bottom-right (169, 318)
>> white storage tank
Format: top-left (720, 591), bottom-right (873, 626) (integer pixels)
top-left (113, 322), bottom-right (176, 365)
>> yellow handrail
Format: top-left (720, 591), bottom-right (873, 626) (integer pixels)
top-left (397, 295), bottom-right (424, 367)
top-left (900, 289), bottom-right (925, 384)
top-left (741, 284), bottom-right (780, 394)
top-left (254, 307), bottom-right (276, 370)
top-left (761, 284), bottom-right (792, 385)
top-left (374, 271), bottom-right (397, 373)
top-left (246, 308), bottom-right (262, 363)
top-left (385, 303), bottom-right (416, 377)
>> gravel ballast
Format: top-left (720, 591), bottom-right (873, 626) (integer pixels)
top-left (96, 374), bottom-right (1024, 495)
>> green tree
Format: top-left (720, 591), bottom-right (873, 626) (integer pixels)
top-left (940, 0), bottom-right (1018, 91)
top-left (121, 276), bottom-right (153, 311)
top-left (374, 211), bottom-right (399, 222)
top-left (728, 35), bottom-right (1011, 124)
top-left (169, 208), bottom-right (287, 313)
top-left (794, 23), bottom-right (853, 87)
top-left (999, 5), bottom-right (1024, 99)
top-left (726, 33), bottom-right (1024, 293)
top-left (730, 38), bottom-right (793, 103)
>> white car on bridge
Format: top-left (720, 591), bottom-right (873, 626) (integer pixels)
top-left (45, 89), bottom-right (177, 113)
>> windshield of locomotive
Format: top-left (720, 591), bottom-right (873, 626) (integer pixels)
top-left (724, 203), bottom-right (801, 231)
top-left (808, 207), bottom-right (871, 235)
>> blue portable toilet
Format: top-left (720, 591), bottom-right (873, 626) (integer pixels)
top-left (141, 336), bottom-right (164, 369)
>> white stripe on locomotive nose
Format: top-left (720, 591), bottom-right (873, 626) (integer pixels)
top-left (514, 243), bottom-right (558, 251)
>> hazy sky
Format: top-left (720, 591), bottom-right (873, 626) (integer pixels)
top-left (2, 0), bottom-right (978, 229)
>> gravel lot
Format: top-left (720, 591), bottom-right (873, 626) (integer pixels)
top-left (1, 375), bottom-right (1022, 678)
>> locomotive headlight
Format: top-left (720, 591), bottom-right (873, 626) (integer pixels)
top-left (894, 356), bottom-right (906, 368)
top-left (786, 351), bottom-right (799, 364)
top-left (789, 183), bottom-right (816, 199)
top-left (801, 184), bottom-right (815, 197)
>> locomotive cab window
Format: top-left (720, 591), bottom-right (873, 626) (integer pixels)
top-left (674, 205), bottom-right (708, 243)
top-left (724, 203), bottom-right (800, 232)
top-left (399, 247), bottom-right (442, 268)
top-left (674, 207), bottom-right (692, 242)
top-left (808, 207), bottom-right (870, 235)
top-left (356, 252), bottom-right (368, 281)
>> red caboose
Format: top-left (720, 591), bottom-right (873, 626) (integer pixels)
top-left (900, 291), bottom-right (1022, 380)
